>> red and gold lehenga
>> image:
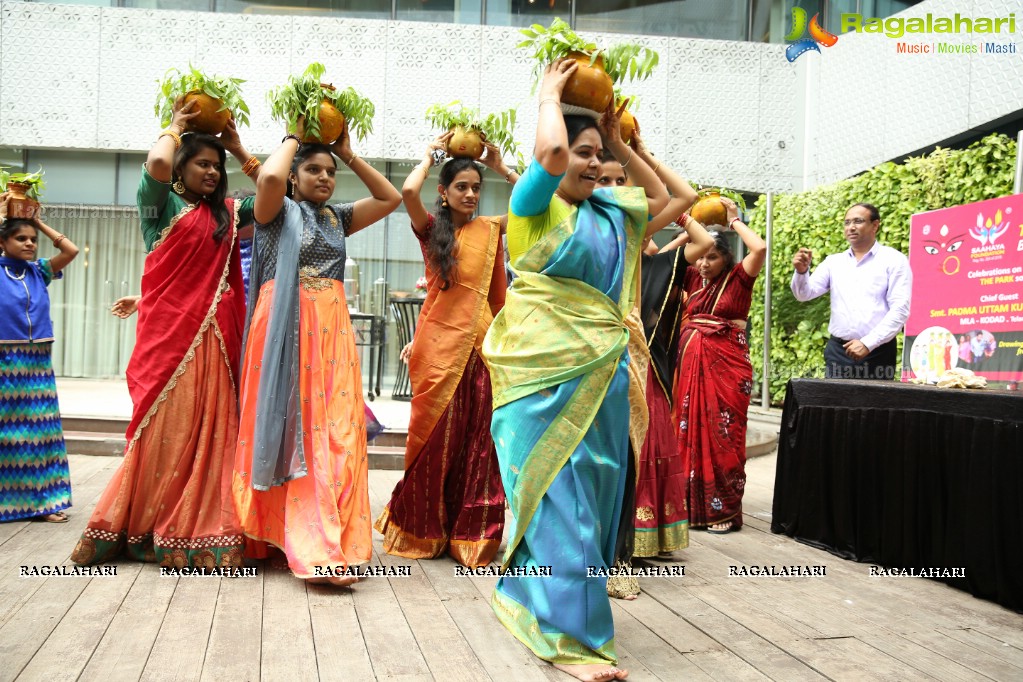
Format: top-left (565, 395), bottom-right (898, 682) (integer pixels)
top-left (73, 200), bottom-right (246, 567)
top-left (375, 215), bottom-right (507, 568)
top-left (673, 262), bottom-right (757, 530)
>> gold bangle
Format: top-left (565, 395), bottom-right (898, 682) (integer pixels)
top-left (417, 164), bottom-right (431, 178)
top-left (344, 153), bottom-right (359, 166)
top-left (241, 156), bottom-right (261, 177)
top-left (52, 234), bottom-right (67, 247)
top-left (619, 148), bottom-right (633, 169)
top-left (538, 98), bottom-right (560, 109)
top-left (504, 169), bottom-right (516, 183)
top-left (159, 130), bottom-right (181, 150)
top-left (651, 160), bottom-right (661, 174)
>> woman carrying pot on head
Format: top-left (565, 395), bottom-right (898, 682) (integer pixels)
top-left (72, 99), bottom-right (260, 567)
top-left (0, 200), bottom-right (79, 524)
top-left (595, 128), bottom-right (712, 601)
top-left (232, 119), bottom-right (401, 586)
top-left (674, 198), bottom-right (766, 535)
top-left (375, 135), bottom-right (516, 568)
top-left (482, 59), bottom-right (672, 682)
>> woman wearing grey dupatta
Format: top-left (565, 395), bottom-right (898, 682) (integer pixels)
top-left (232, 121), bottom-right (401, 586)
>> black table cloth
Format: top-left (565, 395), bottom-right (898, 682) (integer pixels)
top-left (772, 379), bottom-right (1023, 611)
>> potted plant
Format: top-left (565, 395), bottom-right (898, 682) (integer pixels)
top-left (424, 101), bottom-right (520, 162)
top-left (517, 18), bottom-right (659, 113)
top-left (689, 187), bottom-right (748, 227)
top-left (0, 168), bottom-right (45, 219)
top-left (267, 62), bottom-right (376, 144)
top-left (155, 65), bottom-right (250, 134)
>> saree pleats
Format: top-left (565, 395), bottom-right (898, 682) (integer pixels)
top-left (233, 279), bottom-right (371, 577)
top-left (634, 365), bottom-right (689, 556)
top-left (72, 325), bottom-right (244, 566)
top-left (375, 350), bottom-right (503, 567)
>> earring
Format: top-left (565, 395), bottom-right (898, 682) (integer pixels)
top-left (172, 178), bottom-right (186, 195)
top-left (442, 196), bottom-right (448, 208)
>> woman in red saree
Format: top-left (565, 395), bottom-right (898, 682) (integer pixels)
top-left (375, 136), bottom-right (514, 567)
top-left (674, 198), bottom-right (766, 534)
top-left (73, 101), bottom-right (260, 567)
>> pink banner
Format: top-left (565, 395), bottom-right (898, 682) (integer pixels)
top-left (903, 193), bottom-right (1023, 383)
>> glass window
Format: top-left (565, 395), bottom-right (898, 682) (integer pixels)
top-left (485, 0), bottom-right (571, 29)
top-left (396, 0), bottom-right (482, 24)
top-left (123, 0), bottom-right (213, 11)
top-left (25, 150), bottom-right (117, 206)
top-left (0, 148), bottom-right (24, 173)
top-left (576, 0), bottom-right (747, 41)
top-left (212, 0), bottom-right (390, 18)
top-left (116, 153), bottom-right (148, 206)
top-left (751, 0), bottom-right (823, 44)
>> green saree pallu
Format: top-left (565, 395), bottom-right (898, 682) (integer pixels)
top-left (483, 180), bottom-right (648, 666)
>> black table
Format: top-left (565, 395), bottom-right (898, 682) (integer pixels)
top-left (389, 297), bottom-right (424, 401)
top-left (772, 379), bottom-right (1023, 611)
top-left (349, 312), bottom-right (385, 401)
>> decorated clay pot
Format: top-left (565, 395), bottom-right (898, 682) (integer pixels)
top-left (447, 126), bottom-right (486, 159)
top-left (690, 193), bottom-right (728, 227)
top-left (4, 182), bottom-right (40, 219)
top-left (561, 51), bottom-right (614, 113)
top-left (182, 91), bottom-right (232, 135)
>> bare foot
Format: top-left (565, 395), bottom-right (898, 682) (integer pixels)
top-left (306, 575), bottom-right (359, 587)
top-left (553, 663), bottom-right (628, 680)
top-left (707, 521), bottom-right (735, 534)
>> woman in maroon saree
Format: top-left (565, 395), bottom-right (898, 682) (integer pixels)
top-left (674, 198), bottom-right (765, 533)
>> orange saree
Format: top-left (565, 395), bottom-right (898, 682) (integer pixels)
top-left (375, 215), bottom-right (506, 567)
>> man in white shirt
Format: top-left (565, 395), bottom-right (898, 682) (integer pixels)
top-left (790, 203), bottom-right (913, 380)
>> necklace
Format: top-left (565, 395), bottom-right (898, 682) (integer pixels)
top-left (4, 265), bottom-right (26, 281)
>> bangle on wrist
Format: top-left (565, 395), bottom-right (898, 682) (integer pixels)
top-left (52, 234), bottom-right (67, 248)
top-left (344, 153), bottom-right (359, 166)
top-left (241, 156), bottom-right (261, 177)
top-left (504, 168), bottom-right (516, 183)
top-left (538, 98), bottom-right (560, 109)
top-left (159, 130), bottom-right (182, 150)
top-left (729, 217), bottom-right (743, 229)
top-left (677, 213), bottom-right (690, 228)
top-left (416, 164), bottom-right (431, 178)
top-left (651, 160), bottom-right (661, 174)
top-left (619, 148), bottom-right (633, 169)
top-left (282, 134), bottom-right (301, 145)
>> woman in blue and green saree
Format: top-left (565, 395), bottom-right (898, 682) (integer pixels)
top-left (482, 59), bottom-right (672, 682)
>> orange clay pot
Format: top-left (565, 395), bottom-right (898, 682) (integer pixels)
top-left (182, 91), bottom-right (231, 135)
top-left (619, 108), bottom-right (637, 144)
top-left (447, 126), bottom-right (486, 159)
top-left (690, 193), bottom-right (728, 227)
top-left (300, 85), bottom-right (345, 144)
top-left (561, 51), bottom-right (614, 113)
top-left (4, 182), bottom-right (40, 219)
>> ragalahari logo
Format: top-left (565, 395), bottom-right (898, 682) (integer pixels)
top-left (785, 7), bottom-right (839, 62)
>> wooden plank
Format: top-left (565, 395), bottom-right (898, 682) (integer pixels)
top-left (0, 576), bottom-right (92, 682)
top-left (682, 650), bottom-right (772, 681)
top-left (16, 563), bottom-right (144, 681)
top-left (612, 585), bottom-right (725, 653)
top-left (79, 568), bottom-right (179, 682)
top-left (418, 557), bottom-right (548, 681)
top-left (780, 636), bottom-right (940, 681)
top-left (0, 520), bottom-right (30, 547)
top-left (377, 550), bottom-right (490, 681)
top-left (307, 580), bottom-right (375, 682)
top-left (200, 571), bottom-right (263, 682)
top-left (903, 629), bottom-right (1023, 680)
top-left (258, 567), bottom-right (318, 682)
top-left (610, 602), bottom-right (716, 682)
top-left (140, 577), bottom-right (221, 681)
top-left (0, 456), bottom-right (114, 627)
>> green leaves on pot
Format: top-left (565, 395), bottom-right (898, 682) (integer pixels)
top-left (0, 168), bottom-right (46, 201)
top-left (155, 65), bottom-right (250, 127)
top-left (697, 186), bottom-right (748, 214)
top-left (267, 62), bottom-right (376, 143)
top-left (424, 101), bottom-right (521, 163)
top-left (517, 18), bottom-right (659, 89)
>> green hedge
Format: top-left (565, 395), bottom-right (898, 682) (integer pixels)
top-left (747, 133), bottom-right (1018, 405)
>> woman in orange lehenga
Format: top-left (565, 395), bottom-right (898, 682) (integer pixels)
top-left (232, 122), bottom-right (400, 585)
top-left (375, 136), bottom-right (514, 567)
top-left (73, 101), bottom-right (260, 567)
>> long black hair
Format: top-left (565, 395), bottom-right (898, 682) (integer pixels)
top-left (287, 143), bottom-right (337, 201)
top-left (428, 158), bottom-right (482, 291)
top-left (174, 133), bottom-right (230, 241)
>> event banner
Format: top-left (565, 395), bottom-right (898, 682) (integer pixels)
top-left (902, 193), bottom-right (1023, 383)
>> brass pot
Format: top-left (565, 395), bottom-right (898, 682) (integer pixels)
top-left (561, 52), bottom-right (614, 113)
top-left (182, 91), bottom-right (232, 135)
top-left (447, 126), bottom-right (486, 159)
top-left (690, 193), bottom-right (727, 227)
top-left (4, 182), bottom-right (40, 219)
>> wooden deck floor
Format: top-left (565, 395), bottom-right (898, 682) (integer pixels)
top-left (2, 452), bottom-right (1021, 682)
